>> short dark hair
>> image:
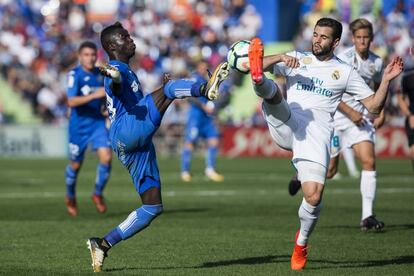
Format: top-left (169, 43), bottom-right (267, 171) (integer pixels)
top-left (100, 21), bottom-right (124, 53)
top-left (78, 41), bottom-right (97, 53)
top-left (350, 18), bottom-right (373, 37)
top-left (315, 17), bottom-right (343, 41)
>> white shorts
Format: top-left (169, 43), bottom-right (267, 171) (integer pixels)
top-left (294, 159), bottom-right (327, 184)
top-left (262, 99), bottom-right (330, 184)
top-left (331, 122), bottom-right (375, 158)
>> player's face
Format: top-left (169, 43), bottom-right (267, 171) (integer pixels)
top-left (112, 28), bottom-right (136, 58)
top-left (352, 28), bottom-right (372, 54)
top-left (312, 26), bottom-right (339, 57)
top-left (79, 47), bottom-right (97, 71)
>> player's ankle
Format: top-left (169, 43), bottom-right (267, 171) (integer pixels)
top-left (101, 238), bottom-right (112, 252)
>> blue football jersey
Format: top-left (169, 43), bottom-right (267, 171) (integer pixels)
top-left (104, 60), bottom-right (144, 124)
top-left (67, 66), bottom-right (106, 133)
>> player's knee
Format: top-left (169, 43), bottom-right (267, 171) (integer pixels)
top-left (140, 204), bottom-right (163, 224)
top-left (185, 142), bottom-right (194, 150)
top-left (207, 138), bottom-right (219, 147)
top-left (360, 156), bottom-right (375, 170)
top-left (304, 193), bottom-right (321, 206)
top-left (70, 162), bottom-right (81, 171)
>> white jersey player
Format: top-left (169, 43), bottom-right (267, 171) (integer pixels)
top-left (248, 17), bottom-right (403, 271)
top-left (327, 19), bottom-right (386, 232)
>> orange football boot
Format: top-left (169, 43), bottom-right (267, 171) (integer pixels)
top-left (91, 195), bottom-right (107, 213)
top-left (248, 37), bottom-right (264, 84)
top-left (65, 196), bottom-right (78, 217)
top-left (291, 230), bottom-right (308, 270)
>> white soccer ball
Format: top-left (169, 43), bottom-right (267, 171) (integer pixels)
top-left (227, 40), bottom-right (250, 74)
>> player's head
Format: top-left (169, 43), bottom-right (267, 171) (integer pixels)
top-left (100, 21), bottom-right (136, 60)
top-left (78, 41), bottom-right (97, 71)
top-left (350, 18), bottom-right (373, 53)
top-left (312, 18), bottom-right (342, 58)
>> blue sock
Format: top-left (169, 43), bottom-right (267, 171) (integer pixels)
top-left (105, 204), bottom-right (163, 247)
top-left (94, 163), bottom-right (111, 196)
top-left (181, 148), bottom-right (192, 172)
top-left (163, 79), bottom-right (206, 99)
top-left (206, 145), bottom-right (218, 170)
top-left (65, 165), bottom-right (78, 199)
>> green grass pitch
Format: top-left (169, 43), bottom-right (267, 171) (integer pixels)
top-left (0, 157), bottom-right (413, 275)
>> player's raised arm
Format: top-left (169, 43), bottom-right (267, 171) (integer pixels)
top-left (360, 56), bottom-right (404, 114)
top-left (100, 64), bottom-right (122, 96)
top-left (67, 88), bottom-right (105, 107)
top-left (263, 54), bottom-right (300, 73)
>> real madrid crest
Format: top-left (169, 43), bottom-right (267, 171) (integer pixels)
top-left (332, 70), bottom-right (340, 80)
top-left (302, 57), bottom-right (312, 64)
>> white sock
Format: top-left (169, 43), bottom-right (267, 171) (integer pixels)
top-left (253, 76), bottom-right (277, 99)
top-left (360, 170), bottom-right (376, 220)
top-left (343, 147), bottom-right (359, 177)
top-left (297, 198), bottom-right (322, 246)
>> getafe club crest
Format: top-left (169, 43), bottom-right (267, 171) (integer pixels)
top-left (332, 70), bottom-right (340, 80)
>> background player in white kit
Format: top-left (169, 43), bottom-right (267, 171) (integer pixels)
top-left (247, 18), bottom-right (403, 270)
top-left (328, 18), bottom-right (385, 230)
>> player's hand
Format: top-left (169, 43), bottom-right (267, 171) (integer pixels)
top-left (409, 115), bottom-right (414, 128)
top-left (373, 115), bottom-right (385, 129)
top-left (99, 64), bottom-right (122, 83)
top-left (93, 88), bottom-right (106, 99)
top-left (203, 101), bottom-right (215, 115)
top-left (280, 54), bottom-right (300, 69)
top-left (349, 110), bottom-right (365, 126)
top-left (382, 56), bottom-right (404, 82)
top-left (162, 73), bottom-right (171, 85)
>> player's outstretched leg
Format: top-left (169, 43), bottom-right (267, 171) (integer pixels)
top-left (288, 173), bottom-right (301, 196)
top-left (163, 62), bottom-right (229, 101)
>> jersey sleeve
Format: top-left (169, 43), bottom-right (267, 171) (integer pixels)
top-left (272, 51), bottom-right (297, 77)
top-left (66, 70), bottom-right (79, 98)
top-left (345, 68), bottom-right (374, 100)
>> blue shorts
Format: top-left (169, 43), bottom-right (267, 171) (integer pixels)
top-left (110, 95), bottom-right (162, 195)
top-left (184, 117), bottom-right (218, 143)
top-left (68, 125), bottom-right (110, 162)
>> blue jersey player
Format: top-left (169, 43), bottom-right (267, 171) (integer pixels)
top-left (181, 61), bottom-right (224, 182)
top-left (65, 41), bottom-right (112, 217)
top-left (86, 22), bottom-right (229, 272)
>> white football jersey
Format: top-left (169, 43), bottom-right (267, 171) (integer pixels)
top-left (273, 51), bottom-right (373, 126)
top-left (334, 47), bottom-right (383, 129)
top-left (272, 51), bottom-right (374, 166)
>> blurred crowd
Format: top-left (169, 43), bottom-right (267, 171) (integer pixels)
top-left (0, 0), bottom-right (261, 124)
top-left (0, 0), bottom-right (413, 127)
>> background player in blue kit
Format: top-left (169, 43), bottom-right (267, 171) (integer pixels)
top-left (86, 22), bottom-right (229, 272)
top-left (65, 41), bottom-right (112, 217)
top-left (181, 61), bottom-right (224, 182)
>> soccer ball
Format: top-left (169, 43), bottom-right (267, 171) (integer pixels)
top-left (227, 40), bottom-right (250, 74)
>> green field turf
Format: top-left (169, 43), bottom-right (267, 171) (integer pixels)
top-left (0, 157), bottom-right (413, 275)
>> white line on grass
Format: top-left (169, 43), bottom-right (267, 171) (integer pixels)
top-left (0, 187), bottom-right (413, 199)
